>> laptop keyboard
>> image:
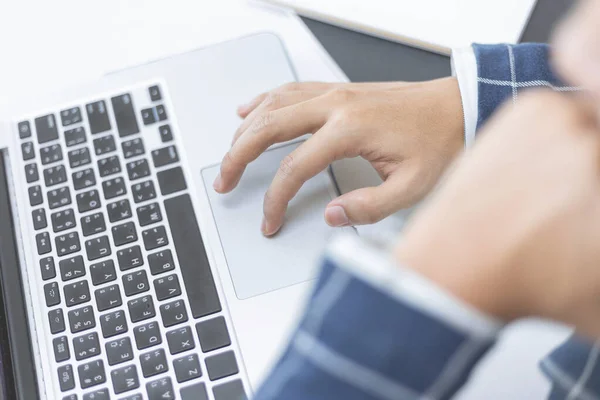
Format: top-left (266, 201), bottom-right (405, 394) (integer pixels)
top-left (14, 83), bottom-right (247, 400)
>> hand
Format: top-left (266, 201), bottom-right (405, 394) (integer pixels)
top-left (395, 91), bottom-right (600, 337)
top-left (213, 79), bottom-right (464, 236)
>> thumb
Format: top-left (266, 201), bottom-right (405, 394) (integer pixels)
top-left (324, 175), bottom-right (419, 226)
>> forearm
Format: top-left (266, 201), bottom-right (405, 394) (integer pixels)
top-left (254, 235), bottom-right (500, 400)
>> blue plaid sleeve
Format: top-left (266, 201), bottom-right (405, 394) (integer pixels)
top-left (473, 43), bottom-right (600, 400)
top-left (254, 239), bottom-right (497, 400)
top-left (473, 43), bottom-right (577, 130)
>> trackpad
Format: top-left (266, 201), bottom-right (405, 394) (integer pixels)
top-left (201, 142), bottom-right (345, 300)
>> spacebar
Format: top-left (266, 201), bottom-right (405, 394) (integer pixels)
top-left (164, 194), bottom-right (222, 318)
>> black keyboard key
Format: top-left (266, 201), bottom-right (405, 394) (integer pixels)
top-left (180, 382), bottom-right (208, 400)
top-left (68, 305), bottom-right (95, 334)
top-left (107, 199), bottom-right (132, 222)
top-left (126, 159), bottom-right (150, 181)
top-left (141, 108), bottom-right (155, 125)
top-left (86, 100), bottom-right (111, 134)
top-left (148, 250), bottom-right (174, 275)
top-left (36, 231), bottom-right (52, 255)
top-left (128, 295), bottom-right (155, 323)
top-left (165, 194), bottom-right (221, 318)
top-left (157, 166), bottom-right (187, 196)
top-left (98, 155), bottom-right (121, 178)
top-left (83, 388), bottom-right (109, 400)
top-left (140, 349), bottom-right (168, 378)
top-left (102, 177), bottom-right (126, 200)
top-left (81, 212), bottom-right (106, 236)
top-left (93, 135), bottom-right (116, 156)
top-left (59, 255), bottom-right (86, 281)
top-left (213, 380), bottom-right (247, 400)
top-left (137, 203), bottom-right (162, 227)
top-left (142, 226), bottom-right (168, 251)
top-left (63, 394), bottom-right (78, 400)
top-left (21, 141), bottom-right (35, 160)
top-left (44, 165), bottom-right (67, 187)
top-left (154, 274), bottom-right (181, 301)
top-left (117, 245), bottom-right (143, 271)
top-left (58, 364), bottom-right (75, 392)
top-left (73, 332), bottom-right (100, 361)
top-left (151, 146), bottom-right (178, 168)
top-left (44, 281), bottom-right (61, 306)
top-left (85, 236), bottom-right (111, 261)
top-left (48, 186), bottom-right (71, 209)
top-left (78, 359), bottom-right (106, 389)
top-left (112, 221), bottom-right (137, 246)
top-left (206, 350), bottom-right (239, 381)
top-left (159, 299), bottom-right (187, 328)
top-left (196, 316), bottom-right (231, 353)
top-left (77, 189), bottom-right (101, 213)
top-left (55, 231), bottom-right (81, 257)
top-left (35, 114), bottom-right (59, 144)
top-left (166, 326), bottom-right (194, 355)
top-left (173, 354), bottom-right (202, 383)
top-left (40, 143), bottom-right (63, 165)
top-left (73, 168), bottom-right (96, 190)
top-left (95, 284), bottom-right (122, 311)
top-left (149, 85), bottom-right (161, 102)
top-left (123, 270), bottom-right (149, 297)
top-left (64, 280), bottom-right (91, 307)
top-left (68, 147), bottom-right (91, 168)
top-left (112, 364), bottom-right (140, 394)
top-left (100, 310), bottom-right (128, 338)
top-left (106, 337), bottom-right (134, 366)
top-left (32, 208), bottom-right (47, 230)
top-left (18, 120), bottom-right (31, 139)
top-left (51, 208), bottom-right (76, 232)
top-left (25, 163), bottom-right (39, 183)
top-left (29, 185), bottom-right (43, 206)
top-left (133, 321), bottom-right (161, 350)
top-left (122, 138), bottom-right (145, 159)
top-left (65, 126), bottom-right (87, 147)
top-left (112, 93), bottom-right (140, 137)
top-left (53, 336), bottom-right (70, 362)
top-left (60, 106), bottom-right (82, 126)
top-left (158, 124), bottom-right (173, 142)
top-left (147, 377), bottom-right (175, 400)
top-left (156, 105), bottom-right (167, 121)
top-left (40, 256), bottom-right (56, 280)
top-left (90, 260), bottom-right (116, 286)
top-left (132, 180), bottom-right (156, 203)
top-left (49, 309), bottom-right (65, 334)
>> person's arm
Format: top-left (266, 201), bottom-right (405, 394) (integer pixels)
top-left (452, 43), bottom-right (577, 148)
top-left (253, 235), bottom-right (500, 400)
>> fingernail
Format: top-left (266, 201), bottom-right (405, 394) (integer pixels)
top-left (325, 205), bottom-right (349, 227)
top-left (237, 103), bottom-right (249, 115)
top-left (213, 173), bottom-right (223, 192)
top-left (261, 217), bottom-right (280, 236)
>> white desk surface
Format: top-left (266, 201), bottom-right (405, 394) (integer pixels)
top-left (0, 1), bottom-right (570, 398)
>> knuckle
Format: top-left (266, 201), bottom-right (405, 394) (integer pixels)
top-left (354, 193), bottom-right (385, 224)
top-left (220, 151), bottom-right (237, 174)
top-left (328, 108), bottom-right (353, 130)
top-left (263, 92), bottom-right (282, 109)
top-left (263, 189), bottom-right (285, 217)
top-left (279, 82), bottom-right (300, 92)
top-left (251, 112), bottom-right (274, 136)
top-left (328, 88), bottom-right (356, 103)
top-left (277, 154), bottom-right (294, 180)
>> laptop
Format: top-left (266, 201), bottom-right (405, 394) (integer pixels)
top-left (0, 33), bottom-right (348, 400)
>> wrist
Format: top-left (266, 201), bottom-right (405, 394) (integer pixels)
top-left (395, 219), bottom-right (527, 323)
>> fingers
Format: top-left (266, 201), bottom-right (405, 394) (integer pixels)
top-left (232, 90), bottom-right (323, 146)
top-left (261, 126), bottom-right (355, 236)
top-left (215, 97), bottom-right (331, 194)
top-left (325, 172), bottom-right (422, 226)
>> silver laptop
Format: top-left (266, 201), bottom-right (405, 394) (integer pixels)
top-left (0, 33), bottom-right (347, 400)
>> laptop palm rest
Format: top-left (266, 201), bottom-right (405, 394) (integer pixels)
top-left (201, 142), bottom-right (341, 300)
